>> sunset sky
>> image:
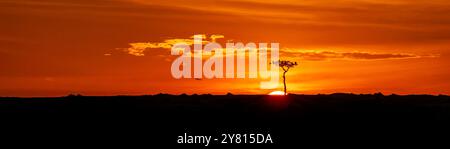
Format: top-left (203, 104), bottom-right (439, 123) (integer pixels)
top-left (1, 0), bottom-right (450, 96)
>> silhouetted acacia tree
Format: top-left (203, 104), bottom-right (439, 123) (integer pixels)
top-left (273, 60), bottom-right (298, 95)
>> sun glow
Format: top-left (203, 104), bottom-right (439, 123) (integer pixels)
top-left (268, 91), bottom-right (285, 95)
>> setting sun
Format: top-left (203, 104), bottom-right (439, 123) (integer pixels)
top-left (269, 91), bottom-right (286, 96)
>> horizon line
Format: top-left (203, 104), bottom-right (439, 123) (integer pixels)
top-left (1, 92), bottom-right (448, 98)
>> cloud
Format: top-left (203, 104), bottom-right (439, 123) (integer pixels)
top-left (125, 39), bottom-right (194, 56)
top-left (129, 0), bottom-right (450, 30)
top-left (123, 34), bottom-right (222, 56)
top-left (210, 34), bottom-right (225, 42)
top-left (122, 35), bottom-right (437, 61)
top-left (280, 49), bottom-right (436, 61)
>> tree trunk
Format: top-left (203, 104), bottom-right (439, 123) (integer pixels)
top-left (283, 71), bottom-right (287, 95)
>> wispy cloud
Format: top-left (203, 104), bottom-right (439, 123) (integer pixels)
top-left (121, 35), bottom-right (437, 61)
top-left (281, 49), bottom-right (437, 61)
top-left (125, 39), bottom-right (195, 56)
top-left (122, 34), bottom-right (223, 56)
top-left (210, 34), bottom-right (224, 42)
top-left (129, 0), bottom-right (450, 30)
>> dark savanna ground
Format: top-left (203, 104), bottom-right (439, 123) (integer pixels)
top-left (1, 93), bottom-right (450, 148)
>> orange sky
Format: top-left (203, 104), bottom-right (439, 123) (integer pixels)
top-left (1, 0), bottom-right (450, 96)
